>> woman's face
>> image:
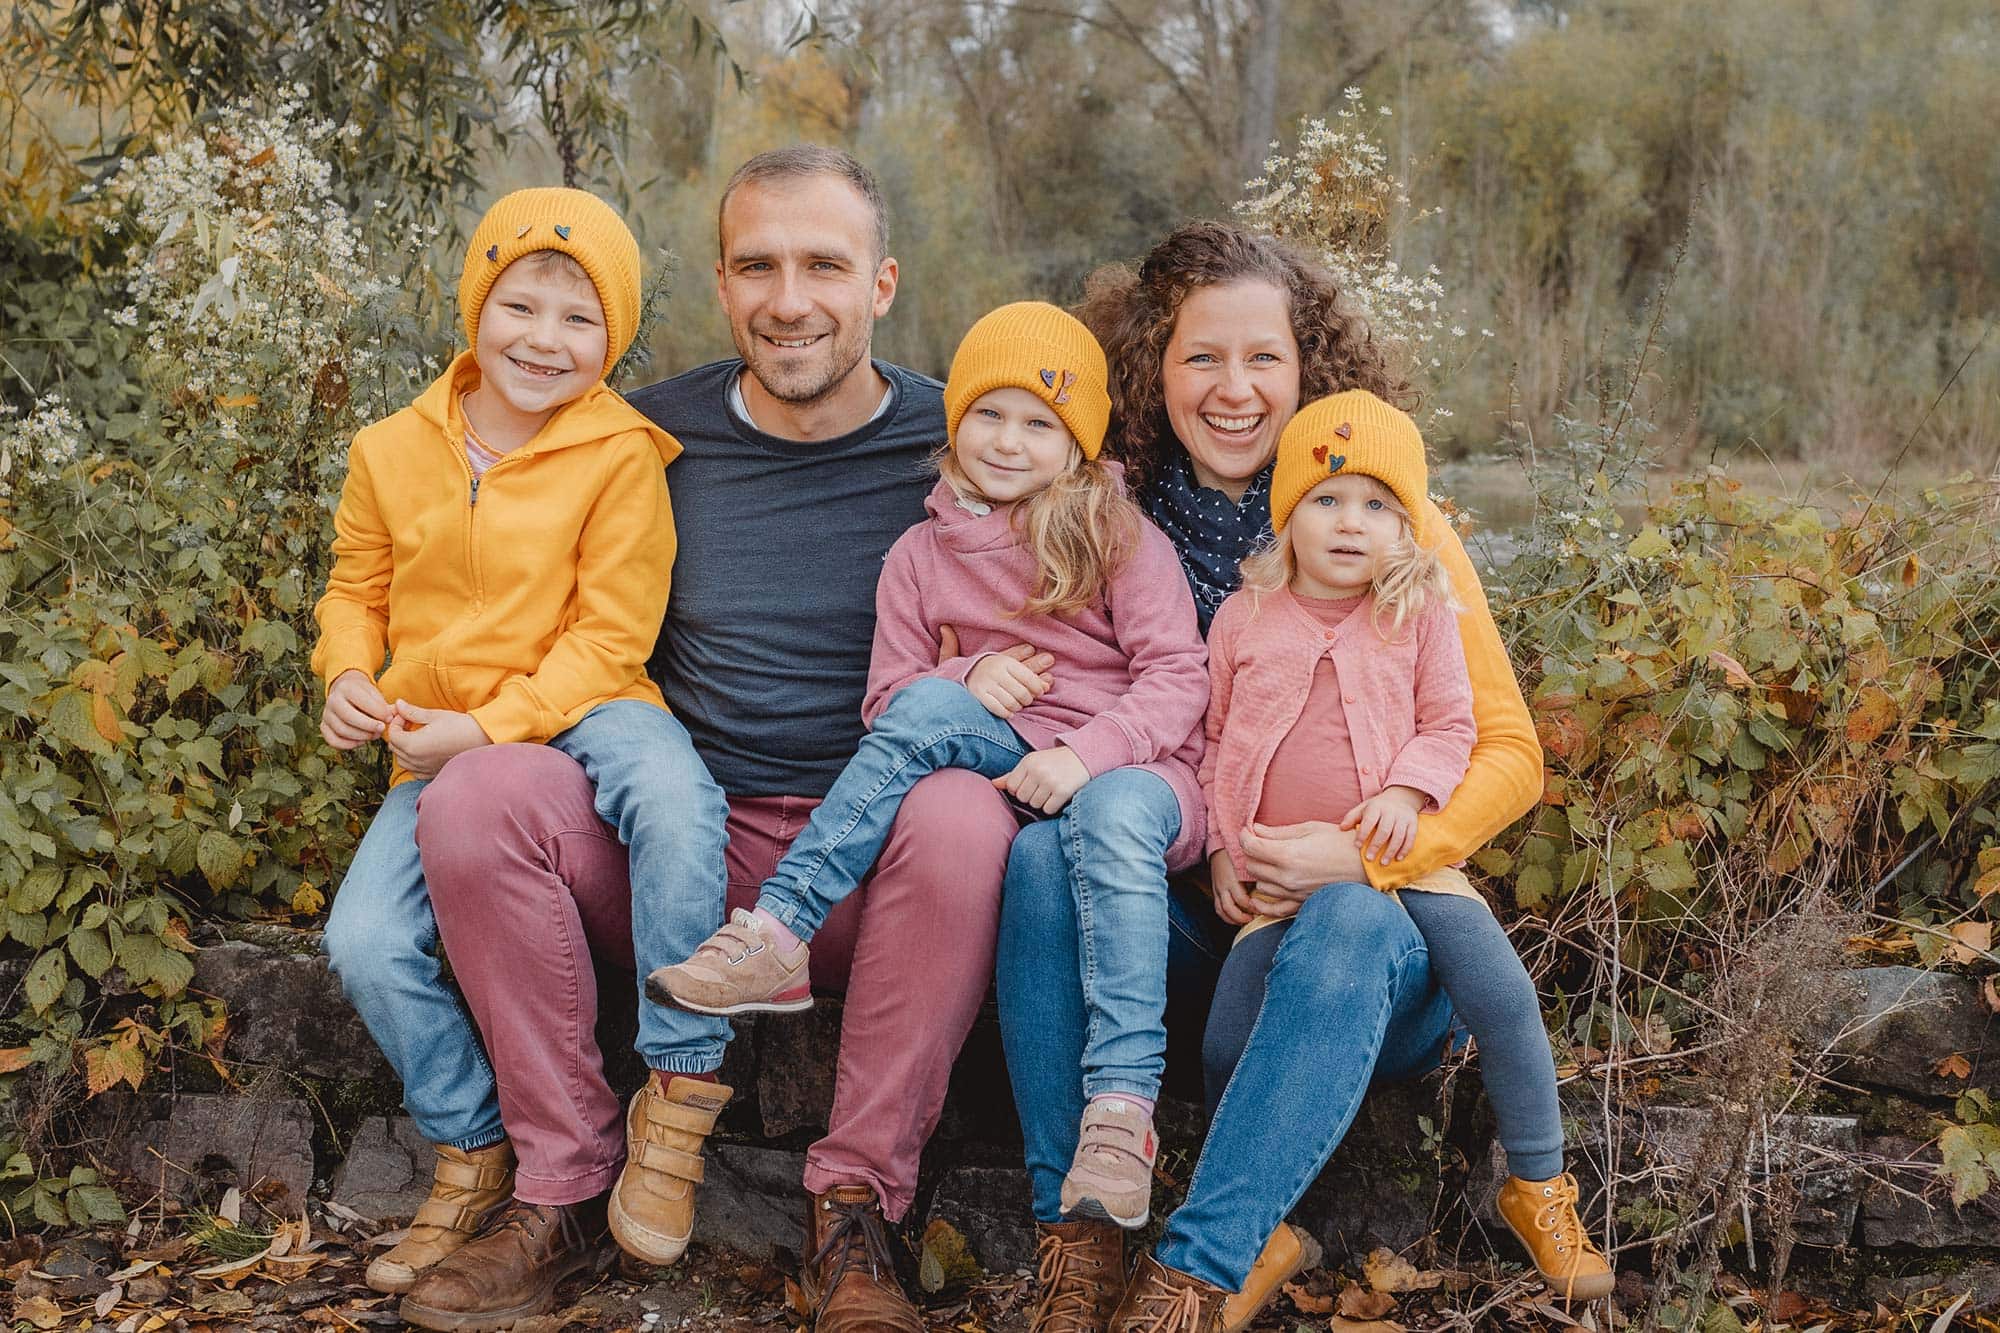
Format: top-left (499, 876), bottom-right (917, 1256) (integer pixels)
top-left (1161, 280), bottom-right (1302, 501)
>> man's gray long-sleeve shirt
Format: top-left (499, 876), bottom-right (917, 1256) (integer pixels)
top-left (626, 358), bottom-right (942, 797)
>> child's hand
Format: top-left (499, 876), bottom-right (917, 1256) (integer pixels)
top-left (993, 746), bottom-right (1089, 814)
top-left (1208, 848), bottom-right (1259, 926)
top-left (1340, 786), bottom-right (1427, 864)
top-left (321, 670), bottom-right (391, 750)
top-left (966, 645), bottom-right (1055, 718)
top-left (385, 702), bottom-right (492, 780)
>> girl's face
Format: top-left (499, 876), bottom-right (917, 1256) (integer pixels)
top-left (1161, 280), bottom-right (1302, 501)
top-left (952, 386), bottom-right (1079, 503)
top-left (1287, 473), bottom-right (1407, 599)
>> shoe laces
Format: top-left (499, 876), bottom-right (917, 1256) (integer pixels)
top-left (1126, 1281), bottom-right (1208, 1333)
top-left (474, 1199), bottom-right (585, 1254)
top-left (1532, 1174), bottom-right (1606, 1263)
top-left (1032, 1230), bottom-right (1107, 1331)
top-left (809, 1194), bottom-right (899, 1311)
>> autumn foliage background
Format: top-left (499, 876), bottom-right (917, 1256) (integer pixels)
top-left (0, 0), bottom-right (1996, 1314)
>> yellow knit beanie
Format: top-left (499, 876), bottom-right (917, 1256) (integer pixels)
top-left (458, 187), bottom-right (642, 380)
top-left (942, 302), bottom-right (1111, 459)
top-left (1270, 390), bottom-right (1431, 542)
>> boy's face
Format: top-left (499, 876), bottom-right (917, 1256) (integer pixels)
top-left (715, 174), bottom-right (897, 405)
top-left (473, 259), bottom-right (609, 421)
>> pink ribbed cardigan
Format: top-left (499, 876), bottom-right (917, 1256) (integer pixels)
top-left (1200, 584), bottom-right (1475, 876)
top-left (864, 475), bottom-right (1208, 870)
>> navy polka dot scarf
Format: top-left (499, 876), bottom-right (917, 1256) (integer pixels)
top-left (1136, 451), bottom-right (1276, 634)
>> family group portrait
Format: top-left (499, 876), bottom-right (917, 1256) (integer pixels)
top-left (2, 2), bottom-right (1996, 1331)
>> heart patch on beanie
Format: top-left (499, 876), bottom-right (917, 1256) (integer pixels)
top-left (1334, 422), bottom-right (1353, 439)
top-left (485, 245), bottom-right (499, 262)
top-left (1310, 442), bottom-right (1347, 472)
top-left (554, 224), bottom-right (571, 240)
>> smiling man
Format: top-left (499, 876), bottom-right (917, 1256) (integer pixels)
top-left (406, 147), bottom-right (1017, 1333)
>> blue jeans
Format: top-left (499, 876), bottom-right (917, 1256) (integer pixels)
top-left (324, 779), bottom-right (505, 1149)
top-left (324, 702), bottom-right (730, 1149)
top-left (759, 678), bottom-right (1032, 937)
top-left (998, 874), bottom-right (1451, 1290)
top-left (766, 677), bottom-right (1180, 1098)
top-left (547, 700), bottom-right (732, 1073)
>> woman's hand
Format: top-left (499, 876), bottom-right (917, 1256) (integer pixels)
top-left (1207, 848), bottom-right (1260, 925)
top-left (1235, 820), bottom-right (1368, 897)
top-left (321, 669), bottom-right (391, 750)
top-left (994, 746), bottom-right (1090, 814)
top-left (385, 702), bottom-right (491, 779)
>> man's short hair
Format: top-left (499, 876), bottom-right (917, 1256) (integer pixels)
top-left (717, 145), bottom-right (889, 263)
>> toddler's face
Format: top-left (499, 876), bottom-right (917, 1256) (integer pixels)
top-left (1287, 472), bottom-right (1407, 599)
top-left (952, 386), bottom-right (1078, 504)
top-left (473, 259), bottom-right (609, 421)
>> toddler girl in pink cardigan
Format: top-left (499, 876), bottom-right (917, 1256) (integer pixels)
top-left (1200, 390), bottom-right (1613, 1301)
top-left (652, 303), bottom-right (1207, 1228)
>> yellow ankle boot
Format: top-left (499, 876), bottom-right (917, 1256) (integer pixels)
top-left (1496, 1172), bottom-right (1614, 1301)
top-left (365, 1139), bottom-right (515, 1294)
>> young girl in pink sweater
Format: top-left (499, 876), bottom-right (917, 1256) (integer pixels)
top-left (1201, 391), bottom-right (1613, 1302)
top-left (652, 303), bottom-right (1206, 1228)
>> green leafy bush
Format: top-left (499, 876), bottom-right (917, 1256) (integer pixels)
top-left (0, 103), bottom-right (426, 1182)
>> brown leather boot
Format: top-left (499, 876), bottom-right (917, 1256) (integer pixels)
top-left (1032, 1218), bottom-right (1125, 1333)
top-left (802, 1184), bottom-right (924, 1332)
top-left (398, 1196), bottom-right (612, 1332)
top-left (1109, 1253), bottom-right (1226, 1333)
top-left (365, 1140), bottom-right (515, 1294)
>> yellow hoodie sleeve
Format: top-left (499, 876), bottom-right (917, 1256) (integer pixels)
top-left (469, 434), bottom-right (675, 745)
top-left (1364, 506), bottom-right (1544, 890)
top-left (311, 439), bottom-right (392, 688)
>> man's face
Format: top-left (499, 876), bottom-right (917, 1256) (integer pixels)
top-left (716, 174), bottom-right (898, 405)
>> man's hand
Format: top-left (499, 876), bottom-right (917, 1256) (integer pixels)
top-left (385, 702), bottom-right (491, 779)
top-left (1236, 820), bottom-right (1368, 896)
top-left (994, 746), bottom-right (1090, 814)
top-left (321, 669), bottom-right (391, 750)
top-left (966, 644), bottom-right (1055, 718)
top-left (1208, 848), bottom-right (1260, 926)
top-left (1340, 785), bottom-right (1426, 864)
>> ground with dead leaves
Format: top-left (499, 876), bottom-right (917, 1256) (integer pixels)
top-left (5, 1189), bottom-right (1993, 1332)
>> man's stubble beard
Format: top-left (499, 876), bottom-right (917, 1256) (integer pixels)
top-left (739, 318), bottom-right (874, 406)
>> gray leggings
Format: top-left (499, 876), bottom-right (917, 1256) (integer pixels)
top-left (1202, 888), bottom-right (1565, 1181)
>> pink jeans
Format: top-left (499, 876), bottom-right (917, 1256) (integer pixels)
top-left (417, 743), bottom-right (1015, 1218)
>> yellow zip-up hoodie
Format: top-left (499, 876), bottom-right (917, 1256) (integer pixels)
top-left (311, 352), bottom-right (680, 785)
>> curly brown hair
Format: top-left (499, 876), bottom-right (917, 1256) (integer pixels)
top-left (1075, 221), bottom-right (1415, 495)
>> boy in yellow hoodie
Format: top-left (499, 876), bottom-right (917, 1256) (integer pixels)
top-left (311, 189), bottom-right (731, 1299)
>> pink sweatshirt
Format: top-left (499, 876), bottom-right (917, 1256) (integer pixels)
top-left (1200, 585), bottom-right (1475, 873)
top-left (865, 475), bottom-right (1209, 870)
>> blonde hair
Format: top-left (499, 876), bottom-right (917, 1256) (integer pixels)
top-left (1238, 489), bottom-right (1459, 638)
top-left (939, 446), bottom-right (1141, 619)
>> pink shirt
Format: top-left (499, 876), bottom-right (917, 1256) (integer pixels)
top-left (865, 474), bottom-right (1209, 870)
top-left (1255, 594), bottom-right (1365, 828)
top-left (1201, 585), bottom-right (1475, 870)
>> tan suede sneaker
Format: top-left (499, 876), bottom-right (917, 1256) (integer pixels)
top-left (608, 1073), bottom-right (732, 1266)
top-left (1219, 1222), bottom-right (1321, 1332)
top-left (1109, 1253), bottom-right (1226, 1333)
top-left (365, 1140), bottom-right (515, 1295)
top-left (1060, 1098), bottom-right (1158, 1228)
top-left (647, 908), bottom-right (812, 1016)
top-left (1496, 1172), bottom-right (1615, 1301)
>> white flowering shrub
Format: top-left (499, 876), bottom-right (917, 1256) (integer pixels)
top-left (1235, 88), bottom-right (1483, 423)
top-left (0, 101), bottom-right (426, 1180)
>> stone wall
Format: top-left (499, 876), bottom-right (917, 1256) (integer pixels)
top-left (21, 928), bottom-right (2000, 1301)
